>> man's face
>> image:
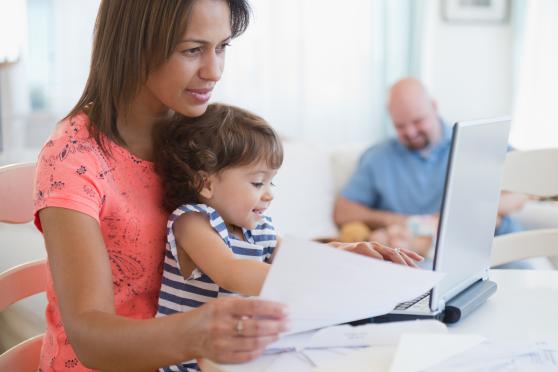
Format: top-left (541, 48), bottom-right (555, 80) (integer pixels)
top-left (389, 98), bottom-right (440, 151)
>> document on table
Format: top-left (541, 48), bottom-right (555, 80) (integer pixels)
top-left (389, 334), bottom-right (487, 372)
top-left (259, 236), bottom-right (445, 336)
top-left (424, 340), bottom-right (558, 372)
top-left (255, 321), bottom-right (448, 372)
top-left (266, 319), bottom-right (447, 352)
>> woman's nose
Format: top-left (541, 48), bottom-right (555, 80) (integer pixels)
top-left (199, 51), bottom-right (223, 81)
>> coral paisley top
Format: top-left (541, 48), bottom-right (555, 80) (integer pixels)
top-left (34, 113), bottom-right (168, 371)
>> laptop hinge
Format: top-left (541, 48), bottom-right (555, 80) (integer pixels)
top-left (443, 280), bottom-right (498, 324)
top-left (436, 299), bottom-right (446, 313)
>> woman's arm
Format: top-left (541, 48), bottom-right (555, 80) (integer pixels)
top-left (174, 213), bottom-right (270, 296)
top-left (40, 207), bottom-right (287, 371)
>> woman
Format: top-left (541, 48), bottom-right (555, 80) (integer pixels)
top-left (34, 1), bottom-right (420, 371)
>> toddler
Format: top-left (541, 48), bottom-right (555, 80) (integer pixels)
top-left (153, 103), bottom-right (283, 371)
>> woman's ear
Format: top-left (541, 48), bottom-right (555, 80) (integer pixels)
top-left (199, 172), bottom-right (214, 199)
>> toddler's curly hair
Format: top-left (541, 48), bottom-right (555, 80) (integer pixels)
top-left (153, 103), bottom-right (283, 213)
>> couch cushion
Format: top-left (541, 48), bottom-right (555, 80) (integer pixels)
top-left (329, 142), bottom-right (370, 195)
top-left (266, 141), bottom-right (338, 240)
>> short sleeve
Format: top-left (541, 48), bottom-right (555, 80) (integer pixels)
top-left (340, 151), bottom-right (379, 207)
top-left (495, 215), bottom-right (522, 236)
top-left (34, 119), bottom-right (104, 232)
top-left (167, 204), bottom-right (219, 281)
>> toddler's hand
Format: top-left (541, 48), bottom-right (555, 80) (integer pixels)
top-left (328, 241), bottom-right (423, 267)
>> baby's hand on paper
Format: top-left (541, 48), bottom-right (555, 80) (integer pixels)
top-left (327, 241), bottom-right (423, 267)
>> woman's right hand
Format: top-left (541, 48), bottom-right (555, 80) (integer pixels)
top-left (191, 297), bottom-right (288, 364)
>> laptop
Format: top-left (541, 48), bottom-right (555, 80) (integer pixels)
top-left (372, 116), bottom-right (511, 324)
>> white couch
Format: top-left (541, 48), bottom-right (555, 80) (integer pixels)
top-left (2, 139), bottom-right (557, 351)
top-left (266, 140), bottom-right (369, 240)
top-left (270, 139), bottom-right (558, 242)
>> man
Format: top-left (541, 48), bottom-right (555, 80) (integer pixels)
top-left (333, 78), bottom-right (526, 255)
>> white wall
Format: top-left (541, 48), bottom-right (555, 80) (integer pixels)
top-left (421, 1), bottom-right (514, 124)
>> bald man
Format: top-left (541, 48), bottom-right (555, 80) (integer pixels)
top-left (334, 78), bottom-right (523, 252)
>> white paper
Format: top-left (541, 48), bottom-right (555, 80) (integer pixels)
top-left (425, 341), bottom-right (558, 372)
top-left (315, 346), bottom-right (396, 372)
top-left (259, 236), bottom-right (445, 335)
top-left (266, 348), bottom-right (354, 371)
top-left (267, 319), bottom-right (447, 352)
top-left (389, 334), bottom-right (486, 372)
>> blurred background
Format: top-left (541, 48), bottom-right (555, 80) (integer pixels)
top-left (0, 0), bottom-right (557, 163)
top-left (1, 0), bottom-right (558, 353)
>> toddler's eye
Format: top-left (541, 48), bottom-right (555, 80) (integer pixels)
top-left (251, 182), bottom-right (264, 189)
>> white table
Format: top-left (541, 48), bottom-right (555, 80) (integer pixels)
top-left (449, 269), bottom-right (558, 343)
top-left (200, 269), bottom-right (558, 371)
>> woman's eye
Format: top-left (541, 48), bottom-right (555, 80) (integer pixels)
top-left (182, 47), bottom-right (202, 56)
top-left (251, 182), bottom-right (264, 189)
top-left (216, 42), bottom-right (231, 53)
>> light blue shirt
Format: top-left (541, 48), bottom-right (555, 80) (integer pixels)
top-left (341, 121), bottom-right (519, 235)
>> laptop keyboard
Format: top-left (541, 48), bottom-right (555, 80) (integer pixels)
top-left (394, 291), bottom-right (430, 311)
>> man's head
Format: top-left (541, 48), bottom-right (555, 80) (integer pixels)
top-left (387, 78), bottom-right (442, 151)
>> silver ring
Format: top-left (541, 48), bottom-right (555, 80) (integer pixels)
top-left (235, 318), bottom-right (244, 336)
top-left (394, 247), bottom-right (401, 254)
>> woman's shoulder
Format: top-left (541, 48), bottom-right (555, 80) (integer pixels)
top-left (49, 112), bottom-right (93, 142)
top-left (39, 113), bottom-right (99, 160)
top-left (35, 113), bottom-right (106, 189)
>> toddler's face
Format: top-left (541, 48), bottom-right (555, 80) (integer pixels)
top-left (206, 160), bottom-right (278, 231)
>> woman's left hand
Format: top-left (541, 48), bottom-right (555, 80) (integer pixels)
top-left (328, 241), bottom-right (423, 267)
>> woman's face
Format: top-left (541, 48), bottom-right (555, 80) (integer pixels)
top-left (146, 0), bottom-right (232, 118)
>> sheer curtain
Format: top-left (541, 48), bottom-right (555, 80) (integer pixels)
top-left (214, 0), bottom-right (422, 145)
top-left (510, 0), bottom-right (558, 149)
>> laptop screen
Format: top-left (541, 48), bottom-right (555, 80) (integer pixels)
top-left (430, 117), bottom-right (511, 311)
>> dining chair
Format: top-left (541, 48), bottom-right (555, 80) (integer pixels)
top-left (491, 149), bottom-right (558, 267)
top-left (0, 162), bottom-right (47, 371)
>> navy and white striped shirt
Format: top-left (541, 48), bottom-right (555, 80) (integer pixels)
top-left (156, 203), bottom-right (277, 372)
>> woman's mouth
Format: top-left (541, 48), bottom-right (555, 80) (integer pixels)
top-left (185, 88), bottom-right (212, 103)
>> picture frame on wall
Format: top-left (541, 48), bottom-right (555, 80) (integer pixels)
top-left (442, 0), bottom-right (509, 24)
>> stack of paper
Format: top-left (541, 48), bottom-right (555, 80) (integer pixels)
top-left (267, 319), bottom-right (448, 352)
top-left (260, 236), bottom-right (445, 335)
top-left (314, 333), bottom-right (486, 372)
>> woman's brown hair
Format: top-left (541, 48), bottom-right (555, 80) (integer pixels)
top-left (66, 0), bottom-right (250, 153)
top-left (153, 103), bottom-right (283, 213)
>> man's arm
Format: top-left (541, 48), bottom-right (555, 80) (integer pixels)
top-left (497, 191), bottom-right (529, 217)
top-left (333, 196), bottom-right (408, 229)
